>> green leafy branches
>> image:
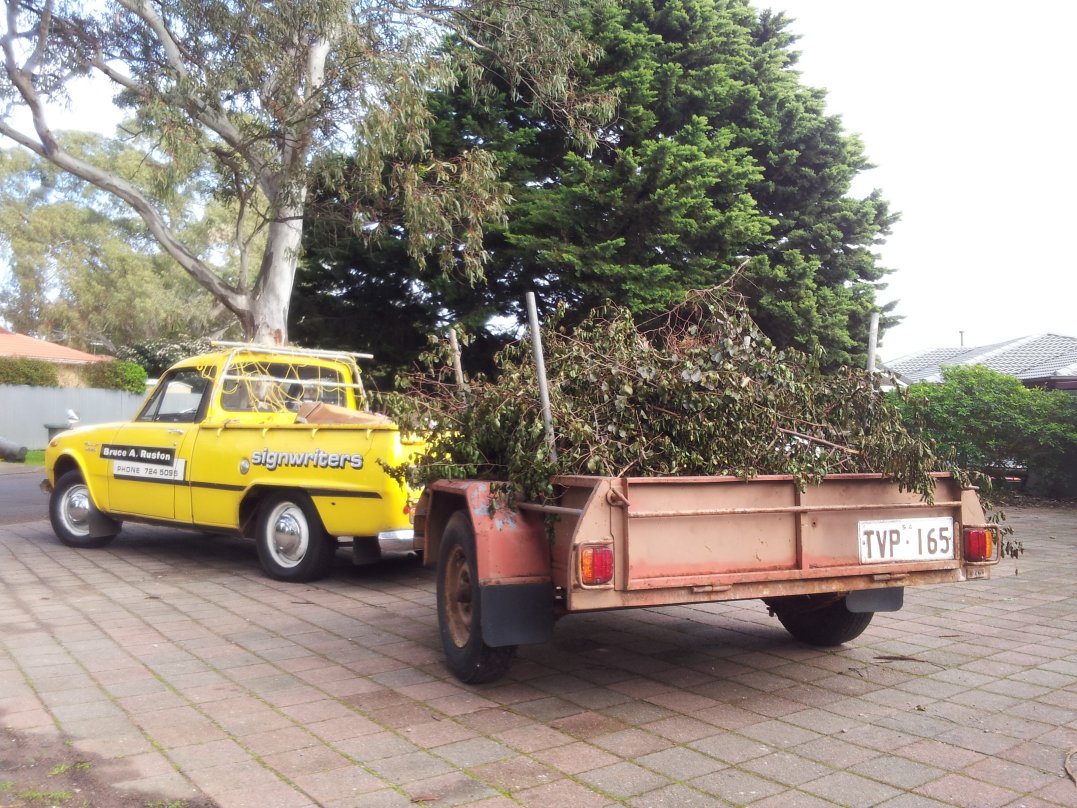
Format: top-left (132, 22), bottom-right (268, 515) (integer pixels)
top-left (381, 287), bottom-right (939, 502)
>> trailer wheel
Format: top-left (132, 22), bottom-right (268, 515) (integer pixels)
top-left (437, 512), bottom-right (516, 684)
top-left (255, 492), bottom-right (336, 582)
top-left (49, 470), bottom-right (119, 549)
top-left (768, 595), bottom-right (874, 646)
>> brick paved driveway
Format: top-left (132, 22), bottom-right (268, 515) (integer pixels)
top-left (1, 486), bottom-right (1075, 807)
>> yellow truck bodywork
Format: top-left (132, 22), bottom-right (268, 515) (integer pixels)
top-left (44, 345), bottom-right (422, 580)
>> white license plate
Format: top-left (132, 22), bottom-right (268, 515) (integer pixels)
top-left (858, 517), bottom-right (955, 563)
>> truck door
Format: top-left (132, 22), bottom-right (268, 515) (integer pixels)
top-left (105, 367), bottom-right (213, 520)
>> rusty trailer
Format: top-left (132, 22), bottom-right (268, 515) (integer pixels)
top-left (416, 472), bottom-right (1000, 683)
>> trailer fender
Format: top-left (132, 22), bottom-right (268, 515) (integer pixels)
top-left (422, 479), bottom-right (555, 646)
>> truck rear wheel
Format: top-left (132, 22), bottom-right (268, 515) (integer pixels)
top-left (437, 512), bottom-right (516, 684)
top-left (767, 595), bottom-right (874, 646)
top-left (255, 492), bottom-right (336, 582)
top-left (49, 470), bottom-right (119, 549)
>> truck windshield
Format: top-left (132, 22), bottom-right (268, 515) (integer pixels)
top-left (138, 368), bottom-right (215, 423)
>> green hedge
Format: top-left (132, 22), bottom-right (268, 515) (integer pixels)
top-left (893, 365), bottom-right (1077, 498)
top-left (0, 356), bottom-right (59, 387)
top-left (79, 360), bottom-right (148, 393)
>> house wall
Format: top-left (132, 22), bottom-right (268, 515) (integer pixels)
top-left (0, 384), bottom-right (146, 449)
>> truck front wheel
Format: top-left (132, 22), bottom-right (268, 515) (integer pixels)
top-left (255, 493), bottom-right (336, 582)
top-left (767, 595), bottom-right (874, 646)
top-left (437, 512), bottom-right (516, 684)
top-left (49, 470), bottom-right (119, 549)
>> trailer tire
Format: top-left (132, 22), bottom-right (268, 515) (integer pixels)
top-left (255, 492), bottom-right (336, 582)
top-left (437, 512), bottom-right (516, 684)
top-left (49, 470), bottom-right (119, 549)
top-left (769, 595), bottom-right (874, 646)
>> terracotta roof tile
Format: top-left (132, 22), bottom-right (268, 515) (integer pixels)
top-left (0, 330), bottom-right (111, 364)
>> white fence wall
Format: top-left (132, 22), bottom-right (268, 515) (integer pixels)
top-left (0, 385), bottom-right (146, 449)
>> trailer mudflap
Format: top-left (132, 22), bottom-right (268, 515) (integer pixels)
top-left (480, 582), bottom-right (555, 646)
top-left (846, 586), bottom-right (903, 613)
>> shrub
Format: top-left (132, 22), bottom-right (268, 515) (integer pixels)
top-left (895, 365), bottom-right (1077, 498)
top-left (0, 357), bottom-right (59, 387)
top-left (79, 360), bottom-right (148, 393)
top-left (116, 338), bottom-right (213, 377)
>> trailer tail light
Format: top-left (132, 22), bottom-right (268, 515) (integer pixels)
top-left (963, 526), bottom-right (995, 562)
top-left (579, 545), bottom-right (614, 586)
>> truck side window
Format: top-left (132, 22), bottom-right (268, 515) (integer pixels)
top-left (138, 368), bottom-right (214, 423)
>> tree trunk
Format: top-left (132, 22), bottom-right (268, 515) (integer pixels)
top-left (249, 194), bottom-right (306, 345)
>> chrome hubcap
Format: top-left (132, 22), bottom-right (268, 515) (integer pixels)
top-left (62, 486), bottom-right (92, 536)
top-left (267, 504), bottom-right (308, 567)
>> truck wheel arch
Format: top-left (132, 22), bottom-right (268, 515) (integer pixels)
top-left (239, 484), bottom-right (307, 536)
top-left (51, 453), bottom-right (85, 488)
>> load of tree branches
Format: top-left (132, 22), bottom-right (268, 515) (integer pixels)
top-left (379, 287), bottom-right (942, 502)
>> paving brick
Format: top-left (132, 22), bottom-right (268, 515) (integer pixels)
top-left (739, 718), bottom-right (824, 748)
top-left (960, 756), bottom-right (1062, 793)
top-left (800, 770), bottom-right (904, 807)
top-left (431, 736), bottom-right (514, 767)
top-left (635, 746), bottom-right (727, 780)
top-left (470, 754), bottom-right (557, 791)
top-left (493, 723), bottom-right (574, 753)
top-left (212, 780), bottom-right (318, 808)
top-left (874, 795), bottom-right (953, 808)
top-left (549, 709), bottom-right (628, 739)
top-left (5, 504), bottom-right (1077, 808)
top-left (894, 737), bottom-right (989, 771)
top-left (627, 782), bottom-right (732, 807)
top-left (576, 760), bottom-right (671, 798)
top-left (689, 766), bottom-right (787, 804)
top-left (742, 749), bottom-right (834, 786)
top-left (915, 772), bottom-right (1021, 808)
top-left (530, 740), bottom-right (621, 774)
top-left (513, 777), bottom-right (618, 808)
top-left (748, 792), bottom-right (844, 808)
top-left (401, 770), bottom-right (499, 807)
top-left (590, 727), bottom-right (672, 757)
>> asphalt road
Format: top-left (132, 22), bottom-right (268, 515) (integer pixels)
top-left (0, 464), bottom-right (48, 525)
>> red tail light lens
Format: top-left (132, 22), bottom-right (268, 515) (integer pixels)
top-left (580, 545), bottom-right (614, 586)
top-left (963, 527), bottom-right (995, 562)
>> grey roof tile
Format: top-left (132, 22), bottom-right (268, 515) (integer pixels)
top-left (882, 333), bottom-right (1077, 383)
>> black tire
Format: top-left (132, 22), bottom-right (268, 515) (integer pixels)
top-left (437, 512), bottom-right (516, 684)
top-left (255, 492), bottom-right (337, 582)
top-left (769, 595), bottom-right (874, 646)
top-left (49, 470), bottom-right (119, 549)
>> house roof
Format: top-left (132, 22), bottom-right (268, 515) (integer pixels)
top-left (883, 333), bottom-right (1077, 384)
top-left (0, 327), bottom-right (111, 364)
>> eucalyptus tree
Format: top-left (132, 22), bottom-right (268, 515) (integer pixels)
top-left (0, 0), bottom-right (608, 344)
top-left (0, 137), bottom-right (236, 349)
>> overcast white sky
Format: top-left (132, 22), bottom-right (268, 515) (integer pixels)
top-left (774, 0), bottom-right (1076, 360)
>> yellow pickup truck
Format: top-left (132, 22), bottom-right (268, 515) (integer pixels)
top-left (42, 343), bottom-right (423, 581)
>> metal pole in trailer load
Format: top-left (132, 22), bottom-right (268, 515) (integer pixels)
top-left (525, 292), bottom-right (558, 462)
top-left (447, 327), bottom-right (469, 401)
